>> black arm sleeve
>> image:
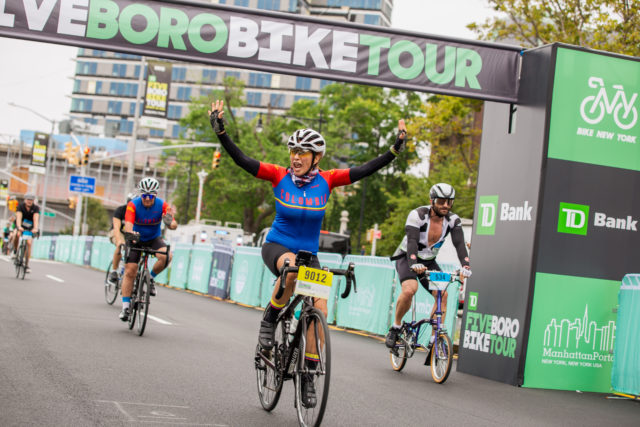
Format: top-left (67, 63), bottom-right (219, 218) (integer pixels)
top-left (450, 225), bottom-right (470, 267)
top-left (216, 132), bottom-right (260, 176)
top-left (348, 150), bottom-right (395, 183)
top-left (405, 225), bottom-right (420, 263)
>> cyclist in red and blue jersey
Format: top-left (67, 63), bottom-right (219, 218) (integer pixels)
top-left (209, 99), bottom-right (406, 407)
top-left (119, 178), bottom-right (177, 322)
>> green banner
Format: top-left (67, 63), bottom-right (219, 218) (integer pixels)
top-left (523, 272), bottom-right (619, 392)
top-left (228, 246), bottom-right (263, 307)
top-left (54, 235), bottom-right (72, 263)
top-left (612, 274), bottom-right (640, 396)
top-left (90, 237), bottom-right (114, 271)
top-left (70, 236), bottom-right (86, 265)
top-left (336, 255), bottom-right (397, 336)
top-left (168, 243), bottom-right (192, 289)
top-left (548, 47), bottom-right (640, 170)
top-left (187, 243), bottom-right (213, 294)
top-left (318, 252), bottom-right (345, 324)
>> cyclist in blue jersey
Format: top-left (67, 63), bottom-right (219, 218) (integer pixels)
top-left (119, 178), bottom-right (177, 322)
top-left (209, 99), bottom-right (406, 407)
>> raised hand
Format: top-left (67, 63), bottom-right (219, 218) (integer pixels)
top-left (208, 100), bottom-right (225, 134)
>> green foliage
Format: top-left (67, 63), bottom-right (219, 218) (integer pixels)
top-left (469, 0), bottom-right (640, 56)
top-left (58, 197), bottom-right (110, 235)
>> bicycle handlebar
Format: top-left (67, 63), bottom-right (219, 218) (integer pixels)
top-left (123, 231), bottom-right (171, 257)
top-left (275, 260), bottom-right (357, 300)
top-left (416, 269), bottom-right (462, 290)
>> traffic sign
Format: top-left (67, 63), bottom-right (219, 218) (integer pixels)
top-left (43, 212), bottom-right (56, 217)
top-left (69, 175), bottom-right (96, 194)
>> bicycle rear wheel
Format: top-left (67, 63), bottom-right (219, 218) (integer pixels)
top-left (295, 307), bottom-right (331, 427)
top-left (430, 333), bottom-right (453, 384)
top-left (104, 261), bottom-right (119, 305)
top-left (255, 318), bottom-right (285, 411)
top-left (136, 270), bottom-right (151, 336)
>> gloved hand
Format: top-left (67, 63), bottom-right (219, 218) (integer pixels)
top-left (460, 267), bottom-right (472, 278)
top-left (209, 109), bottom-right (225, 134)
top-left (391, 119), bottom-right (407, 155)
top-left (163, 214), bottom-right (174, 227)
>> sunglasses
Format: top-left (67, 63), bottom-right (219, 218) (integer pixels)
top-left (289, 148), bottom-right (312, 156)
top-left (434, 198), bottom-right (454, 206)
top-left (141, 193), bottom-right (156, 200)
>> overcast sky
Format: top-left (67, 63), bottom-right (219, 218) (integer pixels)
top-left (0, 0), bottom-right (497, 141)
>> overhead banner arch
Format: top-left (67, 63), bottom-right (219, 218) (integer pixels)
top-left (0, 0), bottom-right (521, 102)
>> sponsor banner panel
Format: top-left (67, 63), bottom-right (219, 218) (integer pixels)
top-left (548, 47), bottom-right (640, 170)
top-left (30, 132), bottom-right (49, 167)
top-left (143, 60), bottom-right (172, 119)
top-left (523, 272), bottom-right (618, 392)
top-left (537, 159), bottom-right (640, 280)
top-left (0, 0), bottom-right (520, 102)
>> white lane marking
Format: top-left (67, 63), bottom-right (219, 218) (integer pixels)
top-left (46, 274), bottom-right (65, 283)
top-left (0, 257), bottom-right (9, 263)
top-left (147, 315), bottom-right (173, 325)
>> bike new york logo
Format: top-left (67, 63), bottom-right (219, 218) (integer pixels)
top-left (578, 76), bottom-right (638, 139)
top-left (558, 202), bottom-right (638, 235)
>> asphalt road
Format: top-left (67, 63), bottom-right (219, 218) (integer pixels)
top-left (1, 256), bottom-right (638, 426)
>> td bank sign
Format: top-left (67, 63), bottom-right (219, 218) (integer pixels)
top-left (476, 195), bottom-right (534, 235)
top-left (558, 202), bottom-right (638, 235)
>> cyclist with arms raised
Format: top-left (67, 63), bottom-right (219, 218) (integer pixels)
top-left (119, 179), bottom-right (177, 321)
top-left (13, 194), bottom-right (39, 273)
top-left (209, 99), bottom-right (406, 407)
top-left (385, 183), bottom-right (472, 350)
top-left (108, 192), bottom-right (135, 285)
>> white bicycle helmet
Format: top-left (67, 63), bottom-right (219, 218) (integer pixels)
top-left (287, 128), bottom-right (326, 155)
top-left (138, 177), bottom-right (159, 194)
top-left (430, 183), bottom-right (455, 200)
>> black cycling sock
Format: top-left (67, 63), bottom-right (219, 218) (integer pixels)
top-left (263, 300), bottom-right (284, 323)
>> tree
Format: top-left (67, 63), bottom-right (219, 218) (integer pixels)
top-left (58, 197), bottom-right (110, 235)
top-left (469, 0), bottom-right (640, 56)
top-left (164, 77), bottom-right (288, 235)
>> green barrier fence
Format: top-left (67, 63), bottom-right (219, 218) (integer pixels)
top-left (32, 236), bottom-right (50, 259)
top-left (187, 243), bottom-right (213, 294)
top-left (317, 252), bottom-right (344, 325)
top-left (259, 266), bottom-right (276, 309)
top-left (90, 237), bottom-right (114, 271)
top-left (612, 274), bottom-right (640, 396)
top-left (169, 243), bottom-right (192, 289)
top-left (336, 255), bottom-right (398, 336)
top-left (228, 246), bottom-right (263, 307)
top-left (54, 235), bottom-right (72, 263)
top-left (70, 236), bottom-right (86, 265)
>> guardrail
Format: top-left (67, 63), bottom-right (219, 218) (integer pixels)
top-left (31, 236), bottom-right (462, 339)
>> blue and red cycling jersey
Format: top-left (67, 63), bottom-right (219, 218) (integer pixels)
top-left (124, 196), bottom-right (170, 242)
top-left (258, 163), bottom-right (351, 254)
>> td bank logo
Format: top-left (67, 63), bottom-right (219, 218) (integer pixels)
top-left (468, 292), bottom-right (478, 311)
top-left (558, 202), bottom-right (589, 235)
top-left (477, 196), bottom-right (498, 235)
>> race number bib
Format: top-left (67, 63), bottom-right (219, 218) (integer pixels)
top-left (295, 266), bottom-right (333, 299)
top-left (428, 271), bottom-right (451, 291)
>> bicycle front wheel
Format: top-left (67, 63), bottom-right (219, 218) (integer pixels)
top-left (389, 328), bottom-right (408, 372)
top-left (104, 261), bottom-right (119, 305)
top-left (15, 244), bottom-right (24, 278)
top-left (295, 307), bottom-right (331, 427)
top-left (255, 318), bottom-right (285, 411)
top-left (136, 270), bottom-right (151, 336)
top-left (430, 333), bottom-right (453, 384)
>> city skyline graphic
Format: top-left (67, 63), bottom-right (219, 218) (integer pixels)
top-left (543, 305), bottom-right (616, 352)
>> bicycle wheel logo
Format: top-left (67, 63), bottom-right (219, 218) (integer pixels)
top-left (580, 77), bottom-right (638, 130)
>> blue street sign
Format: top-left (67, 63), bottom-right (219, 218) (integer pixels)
top-left (69, 175), bottom-right (96, 194)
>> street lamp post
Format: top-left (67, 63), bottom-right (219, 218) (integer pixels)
top-left (7, 102), bottom-right (57, 234)
top-left (125, 56), bottom-right (146, 195)
top-left (195, 169), bottom-right (208, 224)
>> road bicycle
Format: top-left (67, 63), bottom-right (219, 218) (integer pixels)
top-left (104, 244), bottom-right (125, 305)
top-left (389, 270), bottom-right (461, 384)
top-left (14, 230), bottom-right (37, 280)
top-left (123, 232), bottom-right (170, 336)
top-left (254, 250), bottom-right (356, 427)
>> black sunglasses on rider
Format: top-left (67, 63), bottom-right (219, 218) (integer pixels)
top-left (141, 193), bottom-right (156, 200)
top-left (434, 198), bottom-right (454, 206)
